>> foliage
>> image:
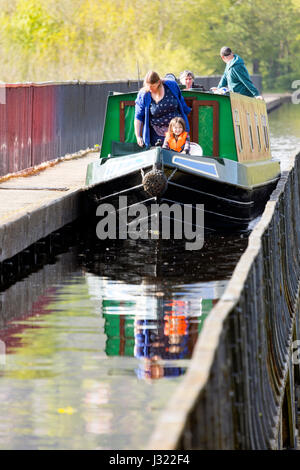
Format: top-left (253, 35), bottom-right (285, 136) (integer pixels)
top-left (0, 0), bottom-right (299, 90)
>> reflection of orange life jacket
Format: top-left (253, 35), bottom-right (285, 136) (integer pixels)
top-left (166, 131), bottom-right (188, 152)
top-left (164, 315), bottom-right (188, 336)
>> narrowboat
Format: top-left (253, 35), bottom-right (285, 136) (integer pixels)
top-left (85, 89), bottom-right (280, 232)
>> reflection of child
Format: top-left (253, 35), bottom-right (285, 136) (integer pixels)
top-left (162, 116), bottom-right (190, 154)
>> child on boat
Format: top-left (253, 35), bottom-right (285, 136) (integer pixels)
top-left (162, 116), bottom-right (190, 154)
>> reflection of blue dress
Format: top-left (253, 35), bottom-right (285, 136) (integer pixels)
top-left (134, 319), bottom-right (165, 358)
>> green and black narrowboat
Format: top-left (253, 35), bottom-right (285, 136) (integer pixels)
top-left (85, 89), bottom-right (280, 231)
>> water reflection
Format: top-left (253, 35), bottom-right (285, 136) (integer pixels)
top-left (81, 235), bottom-right (246, 382)
top-left (269, 101), bottom-right (300, 170)
top-left (0, 233), bottom-right (247, 449)
top-left (89, 275), bottom-right (226, 380)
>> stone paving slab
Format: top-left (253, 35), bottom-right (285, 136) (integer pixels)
top-left (0, 152), bottom-right (98, 223)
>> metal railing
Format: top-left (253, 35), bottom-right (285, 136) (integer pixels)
top-left (0, 76), bottom-right (262, 177)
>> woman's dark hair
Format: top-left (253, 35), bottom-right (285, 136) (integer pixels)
top-left (143, 70), bottom-right (161, 87)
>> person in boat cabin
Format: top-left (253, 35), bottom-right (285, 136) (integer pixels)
top-left (211, 47), bottom-right (263, 99)
top-left (179, 70), bottom-right (204, 90)
top-left (134, 70), bottom-right (191, 148)
top-left (164, 73), bottom-right (177, 82)
top-left (162, 116), bottom-right (190, 154)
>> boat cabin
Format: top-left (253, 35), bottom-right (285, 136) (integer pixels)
top-left (100, 89), bottom-right (272, 163)
top-left (86, 88), bottom-right (279, 231)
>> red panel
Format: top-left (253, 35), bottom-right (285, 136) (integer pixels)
top-left (0, 84), bottom-right (57, 177)
top-left (5, 85), bottom-right (33, 174)
top-left (0, 94), bottom-right (8, 176)
top-left (32, 85), bottom-right (56, 166)
top-left (0, 80), bottom-right (106, 177)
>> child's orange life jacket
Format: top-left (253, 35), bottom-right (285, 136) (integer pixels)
top-left (165, 131), bottom-right (188, 152)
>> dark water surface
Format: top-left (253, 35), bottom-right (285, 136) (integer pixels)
top-left (0, 101), bottom-right (299, 449)
top-left (0, 234), bottom-right (247, 450)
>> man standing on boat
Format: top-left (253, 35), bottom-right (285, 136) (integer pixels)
top-left (212, 46), bottom-right (263, 99)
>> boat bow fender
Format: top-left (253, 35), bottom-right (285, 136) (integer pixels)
top-left (142, 168), bottom-right (168, 197)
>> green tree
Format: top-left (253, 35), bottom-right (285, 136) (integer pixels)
top-left (0, 0), bottom-right (299, 89)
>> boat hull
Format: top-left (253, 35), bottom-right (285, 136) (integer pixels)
top-left (84, 147), bottom-right (280, 232)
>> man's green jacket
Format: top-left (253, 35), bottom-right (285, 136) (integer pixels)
top-left (218, 54), bottom-right (259, 97)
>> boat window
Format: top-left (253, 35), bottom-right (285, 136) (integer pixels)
top-left (261, 114), bottom-right (269, 150)
top-left (254, 113), bottom-right (261, 151)
top-left (234, 109), bottom-right (243, 152)
top-left (246, 112), bottom-right (254, 151)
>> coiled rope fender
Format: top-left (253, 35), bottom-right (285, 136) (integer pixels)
top-left (142, 168), bottom-right (168, 197)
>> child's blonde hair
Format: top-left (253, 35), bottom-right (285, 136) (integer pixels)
top-left (168, 116), bottom-right (186, 135)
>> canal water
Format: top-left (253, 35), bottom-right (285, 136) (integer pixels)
top-left (0, 100), bottom-right (299, 450)
top-left (268, 100), bottom-right (300, 169)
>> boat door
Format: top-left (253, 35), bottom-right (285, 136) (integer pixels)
top-left (119, 97), bottom-right (219, 157)
top-left (185, 98), bottom-right (219, 157)
top-left (119, 100), bottom-right (136, 142)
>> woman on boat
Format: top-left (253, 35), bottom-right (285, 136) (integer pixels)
top-left (179, 70), bottom-right (204, 90)
top-left (162, 116), bottom-right (190, 154)
top-left (134, 70), bottom-right (191, 148)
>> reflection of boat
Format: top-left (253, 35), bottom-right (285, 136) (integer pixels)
top-left (80, 235), bottom-right (248, 284)
top-left (82, 232), bottom-right (246, 380)
top-left (85, 90), bottom-right (280, 231)
top-left (86, 273), bottom-right (227, 380)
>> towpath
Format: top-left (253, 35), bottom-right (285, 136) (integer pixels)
top-left (0, 151), bottom-right (98, 262)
